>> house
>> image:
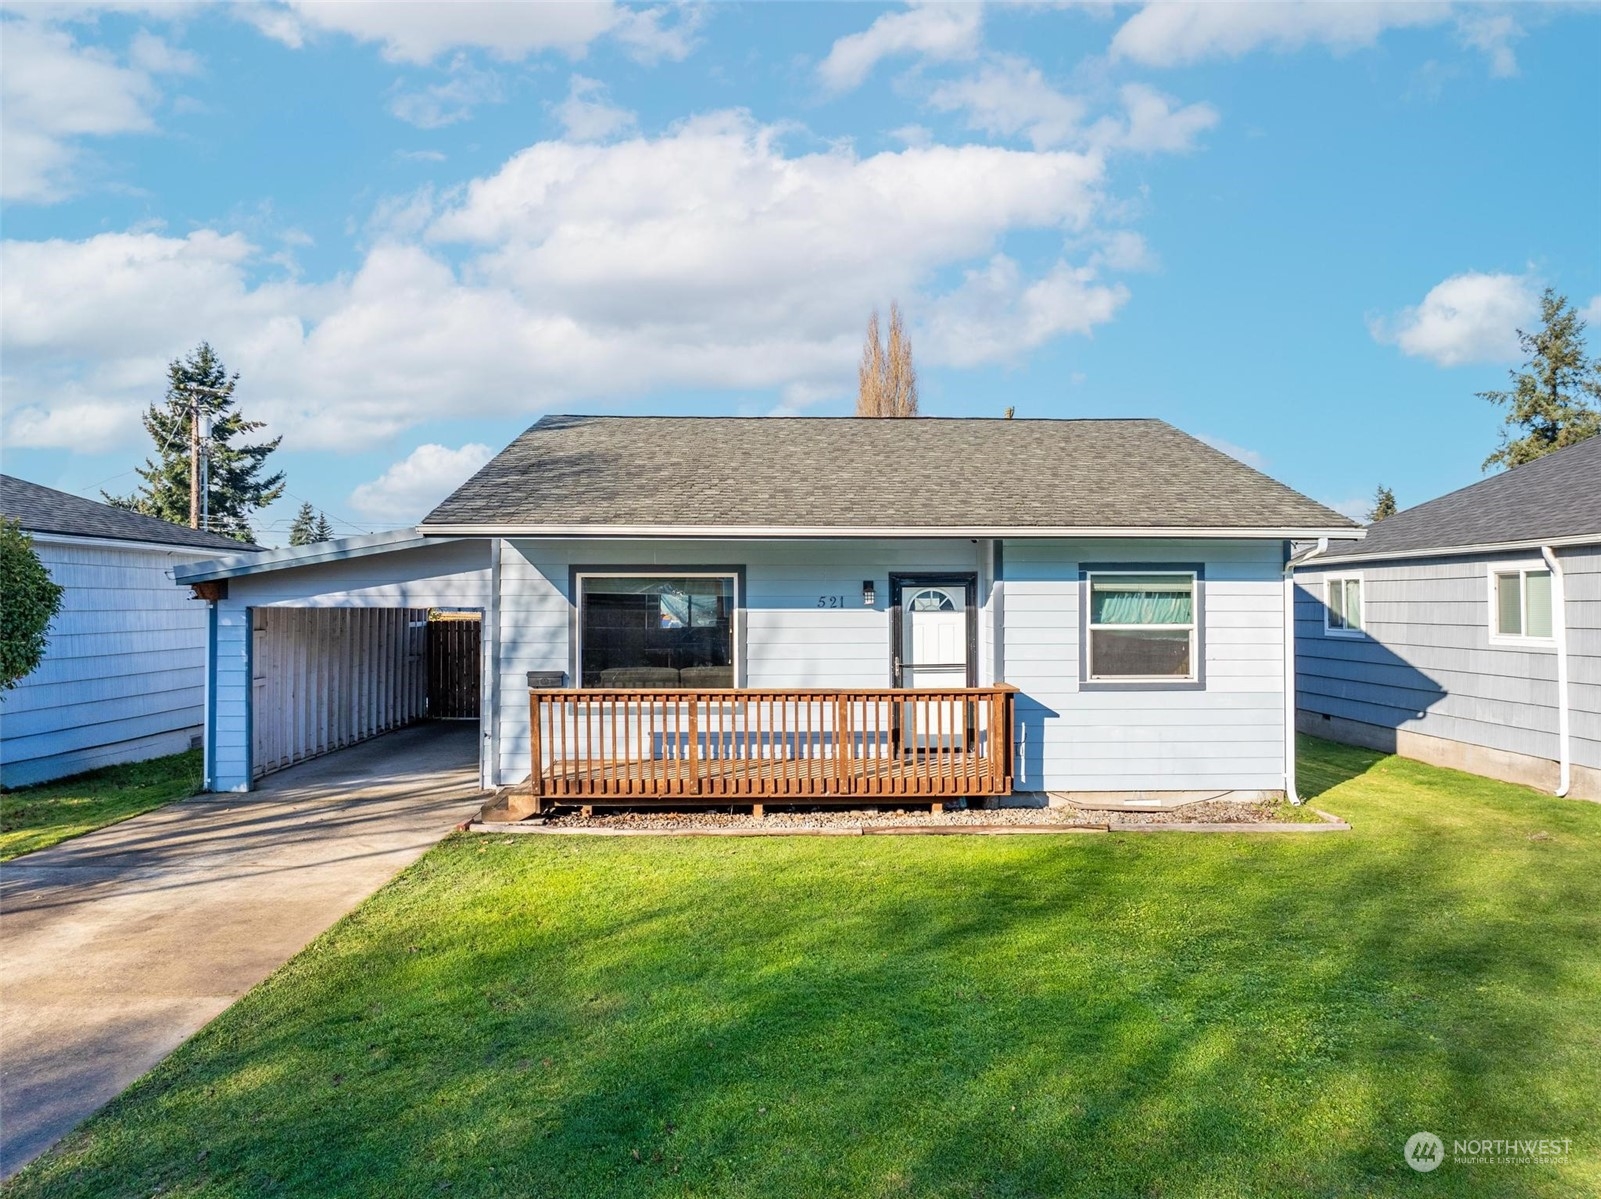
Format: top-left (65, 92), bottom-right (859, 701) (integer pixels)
top-left (0, 475), bottom-right (264, 787)
top-left (172, 415), bottom-right (1360, 815)
top-left (1294, 435), bottom-right (1601, 800)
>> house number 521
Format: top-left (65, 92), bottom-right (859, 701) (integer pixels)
top-left (816, 595), bottom-right (846, 608)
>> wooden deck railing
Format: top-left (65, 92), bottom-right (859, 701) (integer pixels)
top-left (486, 685), bottom-right (1016, 819)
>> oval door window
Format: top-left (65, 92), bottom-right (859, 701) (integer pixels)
top-left (908, 588), bottom-right (958, 612)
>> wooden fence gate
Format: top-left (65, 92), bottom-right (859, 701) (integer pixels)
top-left (427, 614), bottom-right (482, 719)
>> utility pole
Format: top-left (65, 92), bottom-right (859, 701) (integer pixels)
top-left (189, 391), bottom-right (200, 528)
top-left (176, 383), bottom-right (230, 530)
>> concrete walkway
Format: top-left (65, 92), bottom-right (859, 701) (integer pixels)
top-left (0, 722), bottom-right (483, 1177)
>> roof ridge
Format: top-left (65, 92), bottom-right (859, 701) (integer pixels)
top-left (531, 414), bottom-right (1165, 424)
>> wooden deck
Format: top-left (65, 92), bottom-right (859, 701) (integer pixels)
top-left (482, 685), bottom-right (1016, 821)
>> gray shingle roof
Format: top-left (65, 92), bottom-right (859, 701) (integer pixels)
top-left (423, 415), bottom-right (1358, 533)
top-left (0, 475), bottom-right (265, 553)
top-left (1321, 435), bottom-right (1601, 561)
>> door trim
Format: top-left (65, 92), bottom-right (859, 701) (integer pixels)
top-left (889, 572), bottom-right (978, 687)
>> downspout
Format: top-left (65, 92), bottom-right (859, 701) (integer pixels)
top-left (204, 600), bottom-right (217, 792)
top-left (1540, 545), bottom-right (1571, 797)
top-left (1283, 537), bottom-right (1329, 804)
top-left (482, 537), bottom-right (502, 792)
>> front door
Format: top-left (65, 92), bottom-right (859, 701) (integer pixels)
top-left (891, 574), bottom-right (977, 755)
top-left (898, 582), bottom-right (972, 688)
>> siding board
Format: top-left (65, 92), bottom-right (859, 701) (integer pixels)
top-left (1297, 543), bottom-right (1601, 777)
top-left (0, 540), bottom-right (221, 787)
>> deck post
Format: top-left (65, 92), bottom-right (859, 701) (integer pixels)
top-left (529, 691), bottom-right (544, 815)
top-left (687, 696), bottom-right (701, 798)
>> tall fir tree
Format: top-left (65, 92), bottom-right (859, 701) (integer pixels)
top-left (288, 502), bottom-right (337, 546)
top-left (288, 502), bottom-right (319, 546)
top-left (104, 343), bottom-right (285, 542)
top-left (1480, 289), bottom-right (1601, 470)
top-left (1367, 485), bottom-right (1398, 522)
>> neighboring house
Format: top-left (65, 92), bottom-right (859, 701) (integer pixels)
top-left (1295, 435), bottom-right (1601, 801)
top-left (173, 416), bottom-right (1359, 813)
top-left (0, 476), bottom-right (264, 787)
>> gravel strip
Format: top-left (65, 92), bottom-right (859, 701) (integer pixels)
top-left (501, 797), bottom-right (1341, 834)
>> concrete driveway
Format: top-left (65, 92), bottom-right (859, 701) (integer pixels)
top-left (0, 722), bottom-right (484, 1177)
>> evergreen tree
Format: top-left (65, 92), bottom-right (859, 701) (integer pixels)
top-left (288, 502), bottom-right (319, 546)
top-left (104, 343), bottom-right (284, 542)
top-left (1480, 289), bottom-right (1601, 470)
top-left (1, 519), bottom-right (65, 692)
top-left (288, 502), bottom-right (337, 546)
top-left (1368, 485), bottom-right (1398, 522)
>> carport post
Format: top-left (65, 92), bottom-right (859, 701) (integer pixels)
top-left (480, 538), bottom-right (502, 792)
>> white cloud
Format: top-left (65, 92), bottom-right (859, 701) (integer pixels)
top-left (1456, 11), bottom-right (1523, 77)
top-left (1110, 2), bottom-right (1449, 67)
top-left (925, 61), bottom-right (1214, 157)
top-left (349, 443), bottom-right (495, 523)
top-left (1324, 496), bottom-right (1374, 523)
top-left (889, 124), bottom-right (934, 147)
top-left (553, 75), bottom-right (636, 142)
top-left (921, 255), bottom-right (1127, 368)
top-left (3, 113), bottom-right (1132, 450)
top-left (818, 2), bottom-right (983, 92)
top-left (389, 57), bottom-right (504, 128)
top-left (927, 54), bottom-right (1084, 149)
top-left (1372, 272), bottom-right (1538, 367)
top-left (1090, 229), bottom-right (1156, 273)
top-left (1581, 295), bottom-right (1601, 329)
top-left (0, 17), bottom-right (192, 202)
top-left (3, 395), bottom-right (144, 455)
top-left (609, 3), bottom-right (705, 65)
top-left (1197, 434), bottom-right (1267, 470)
top-left (1094, 83), bottom-right (1218, 155)
top-left (248, 0), bottom-right (696, 65)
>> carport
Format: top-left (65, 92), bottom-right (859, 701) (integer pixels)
top-left (176, 533), bottom-right (495, 792)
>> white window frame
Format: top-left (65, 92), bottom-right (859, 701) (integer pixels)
top-left (1486, 560), bottom-right (1555, 648)
top-left (574, 571), bottom-right (743, 687)
top-left (1085, 569), bottom-right (1199, 683)
top-left (1323, 573), bottom-right (1366, 638)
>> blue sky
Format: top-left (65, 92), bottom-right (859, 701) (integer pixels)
top-left (3, 2), bottom-right (1597, 546)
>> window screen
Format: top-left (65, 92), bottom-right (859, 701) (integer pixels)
top-left (1086, 573), bottom-right (1196, 680)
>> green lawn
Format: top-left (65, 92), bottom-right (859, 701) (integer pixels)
top-left (0, 749), bottom-right (201, 861)
top-left (12, 738), bottom-right (1600, 1198)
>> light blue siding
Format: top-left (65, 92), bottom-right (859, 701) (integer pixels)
top-left (0, 539), bottom-right (220, 787)
top-left (494, 537), bottom-right (985, 785)
top-left (1295, 544), bottom-right (1601, 775)
top-left (1003, 538), bottom-right (1287, 792)
top-left (200, 534), bottom-right (1291, 795)
top-left (496, 535), bottom-right (1287, 792)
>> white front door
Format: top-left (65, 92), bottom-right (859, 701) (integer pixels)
top-left (901, 584), bottom-right (968, 689)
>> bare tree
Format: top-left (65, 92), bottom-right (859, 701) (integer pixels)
top-left (856, 301), bottom-right (919, 417)
top-left (857, 309), bottom-right (887, 416)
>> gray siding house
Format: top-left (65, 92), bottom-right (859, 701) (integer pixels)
top-left (0, 476), bottom-right (262, 786)
top-left (173, 416), bottom-right (1359, 810)
top-left (1295, 436), bottom-right (1601, 800)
